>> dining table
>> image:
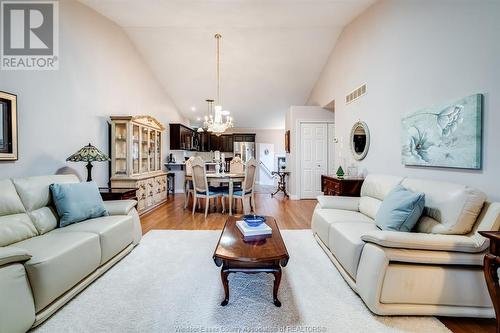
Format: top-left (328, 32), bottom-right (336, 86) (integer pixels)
top-left (185, 172), bottom-right (246, 216)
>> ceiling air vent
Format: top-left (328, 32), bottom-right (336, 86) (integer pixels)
top-left (346, 83), bottom-right (367, 104)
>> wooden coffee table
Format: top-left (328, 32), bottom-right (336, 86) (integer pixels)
top-left (213, 216), bottom-right (289, 307)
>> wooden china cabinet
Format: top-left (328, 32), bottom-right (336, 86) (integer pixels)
top-left (109, 115), bottom-right (167, 215)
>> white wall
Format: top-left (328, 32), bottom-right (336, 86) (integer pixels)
top-left (308, 0), bottom-right (500, 201)
top-left (285, 106), bottom-right (335, 199)
top-left (0, 0), bottom-right (186, 186)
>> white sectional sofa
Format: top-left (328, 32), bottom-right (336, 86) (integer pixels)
top-left (0, 175), bottom-right (142, 333)
top-left (312, 174), bottom-right (500, 317)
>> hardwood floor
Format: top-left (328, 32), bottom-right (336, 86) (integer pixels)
top-left (140, 193), bottom-right (495, 333)
top-left (140, 193), bottom-right (315, 234)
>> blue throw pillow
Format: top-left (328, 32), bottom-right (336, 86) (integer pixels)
top-left (375, 185), bottom-right (425, 232)
top-left (50, 181), bottom-right (108, 228)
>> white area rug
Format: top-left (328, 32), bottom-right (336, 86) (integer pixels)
top-left (34, 230), bottom-right (450, 333)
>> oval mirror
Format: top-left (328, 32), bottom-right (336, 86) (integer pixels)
top-left (350, 121), bottom-right (370, 161)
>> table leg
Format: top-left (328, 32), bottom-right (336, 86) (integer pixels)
top-left (271, 174), bottom-right (289, 198)
top-left (272, 267), bottom-right (282, 307)
top-left (220, 268), bottom-right (230, 306)
top-left (484, 254), bottom-right (500, 333)
top-left (229, 180), bottom-right (233, 216)
top-left (171, 173), bottom-right (176, 195)
top-left (184, 179), bottom-right (188, 208)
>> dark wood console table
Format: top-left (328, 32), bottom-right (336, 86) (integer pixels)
top-left (478, 231), bottom-right (500, 333)
top-left (321, 175), bottom-right (364, 196)
top-left (99, 187), bottom-right (137, 201)
top-left (271, 171), bottom-right (290, 198)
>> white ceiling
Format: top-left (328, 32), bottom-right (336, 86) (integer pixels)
top-left (79, 0), bottom-right (376, 129)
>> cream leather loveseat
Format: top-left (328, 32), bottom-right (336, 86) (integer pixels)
top-left (312, 174), bottom-right (500, 317)
top-left (0, 175), bottom-right (142, 333)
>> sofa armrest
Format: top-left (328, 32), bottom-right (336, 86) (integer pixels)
top-left (104, 200), bottom-right (142, 245)
top-left (104, 200), bottom-right (137, 215)
top-left (0, 247), bottom-right (31, 266)
top-left (361, 230), bottom-right (488, 253)
top-left (316, 195), bottom-right (360, 211)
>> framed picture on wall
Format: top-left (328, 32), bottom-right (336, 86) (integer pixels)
top-left (0, 91), bottom-right (18, 161)
top-left (285, 130), bottom-right (290, 153)
top-left (401, 94), bottom-right (483, 169)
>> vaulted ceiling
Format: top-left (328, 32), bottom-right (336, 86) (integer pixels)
top-left (79, 0), bottom-right (375, 128)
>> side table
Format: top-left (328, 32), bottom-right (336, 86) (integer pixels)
top-left (99, 188), bottom-right (137, 201)
top-left (167, 172), bottom-right (175, 196)
top-left (321, 175), bottom-right (364, 197)
top-left (271, 171), bottom-right (290, 198)
top-left (478, 231), bottom-right (500, 333)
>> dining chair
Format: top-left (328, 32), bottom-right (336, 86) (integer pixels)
top-left (222, 158), bottom-right (257, 214)
top-left (229, 156), bottom-right (245, 173)
top-left (229, 156), bottom-right (245, 191)
top-left (184, 156), bottom-right (196, 209)
top-left (191, 157), bottom-right (223, 218)
top-left (210, 156), bottom-right (244, 195)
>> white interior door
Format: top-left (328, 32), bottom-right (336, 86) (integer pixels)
top-left (328, 123), bottom-right (336, 176)
top-left (300, 123), bottom-right (328, 199)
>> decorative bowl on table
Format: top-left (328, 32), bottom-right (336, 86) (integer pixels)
top-left (242, 215), bottom-right (266, 227)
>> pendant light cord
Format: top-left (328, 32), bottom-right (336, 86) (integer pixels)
top-left (215, 33), bottom-right (222, 107)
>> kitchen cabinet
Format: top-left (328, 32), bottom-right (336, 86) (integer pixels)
top-left (170, 126), bottom-right (251, 152)
top-left (209, 134), bottom-right (233, 152)
top-left (220, 134), bottom-right (233, 152)
top-left (170, 123), bottom-right (196, 150)
top-left (233, 134), bottom-right (255, 143)
top-left (209, 134), bottom-right (221, 151)
top-left (199, 132), bottom-right (210, 152)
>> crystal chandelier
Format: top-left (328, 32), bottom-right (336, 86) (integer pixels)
top-left (201, 33), bottom-right (233, 136)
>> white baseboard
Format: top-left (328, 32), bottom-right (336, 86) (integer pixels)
top-left (290, 194), bottom-right (299, 200)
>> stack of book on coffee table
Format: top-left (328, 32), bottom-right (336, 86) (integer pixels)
top-left (236, 219), bottom-right (272, 241)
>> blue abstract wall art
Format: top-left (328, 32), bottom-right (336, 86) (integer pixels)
top-left (401, 94), bottom-right (483, 169)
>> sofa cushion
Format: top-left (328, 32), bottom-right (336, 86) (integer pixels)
top-left (12, 231), bottom-right (101, 311)
top-left (359, 174), bottom-right (403, 219)
top-left (29, 206), bottom-right (59, 235)
top-left (328, 222), bottom-right (379, 279)
top-left (12, 175), bottom-right (80, 212)
top-left (0, 179), bottom-right (38, 246)
top-left (402, 178), bottom-right (486, 235)
top-left (0, 179), bottom-right (26, 216)
top-left (375, 185), bottom-right (425, 232)
top-left (50, 181), bottom-right (108, 227)
top-left (53, 215), bottom-right (134, 264)
top-left (12, 175), bottom-right (80, 234)
top-left (360, 174), bottom-right (404, 201)
top-left (359, 197), bottom-right (382, 220)
top-left (312, 206), bottom-right (374, 248)
top-left (0, 214), bottom-right (38, 247)
top-left (317, 196), bottom-right (360, 211)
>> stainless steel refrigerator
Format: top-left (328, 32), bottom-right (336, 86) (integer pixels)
top-left (233, 142), bottom-right (255, 162)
